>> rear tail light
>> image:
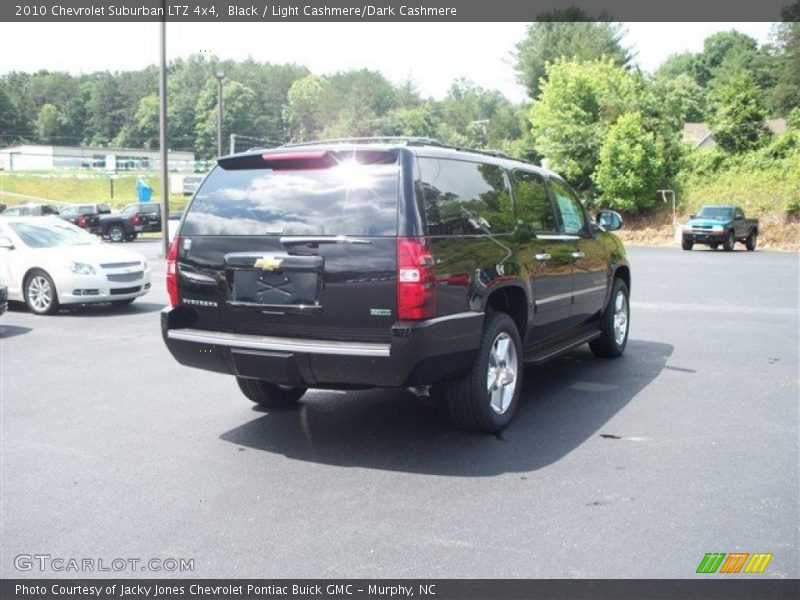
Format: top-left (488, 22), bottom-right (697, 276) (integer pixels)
top-left (130, 215), bottom-right (139, 226)
top-left (166, 235), bottom-right (180, 308)
top-left (77, 215), bottom-right (86, 228)
top-left (397, 237), bottom-right (436, 320)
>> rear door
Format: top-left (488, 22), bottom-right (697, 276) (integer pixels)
top-left (510, 170), bottom-right (572, 340)
top-left (548, 178), bottom-right (607, 326)
top-left (176, 149), bottom-right (402, 343)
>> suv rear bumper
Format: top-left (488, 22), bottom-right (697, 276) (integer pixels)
top-left (161, 307), bottom-right (483, 388)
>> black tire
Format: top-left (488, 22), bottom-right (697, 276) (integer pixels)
top-left (590, 278), bottom-right (630, 358)
top-left (236, 377), bottom-right (306, 408)
top-left (745, 231), bottom-right (757, 251)
top-left (125, 232), bottom-right (138, 242)
top-left (709, 242), bottom-right (719, 250)
top-left (723, 230), bottom-right (735, 251)
top-left (111, 298), bottom-right (136, 307)
top-left (445, 312), bottom-right (523, 433)
top-left (681, 237), bottom-right (693, 251)
top-left (24, 269), bottom-right (60, 315)
top-left (108, 225), bottom-right (125, 243)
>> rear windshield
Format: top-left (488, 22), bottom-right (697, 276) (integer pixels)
top-left (181, 150), bottom-right (400, 236)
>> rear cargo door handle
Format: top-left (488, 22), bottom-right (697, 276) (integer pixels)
top-left (535, 253), bottom-right (551, 261)
top-left (571, 251), bottom-right (585, 259)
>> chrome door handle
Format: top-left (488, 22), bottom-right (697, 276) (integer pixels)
top-left (571, 251), bottom-right (585, 259)
top-left (535, 253), bottom-right (551, 261)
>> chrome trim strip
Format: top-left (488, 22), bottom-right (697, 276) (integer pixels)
top-left (167, 328), bottom-right (390, 357)
top-left (536, 234), bottom-right (580, 241)
top-left (535, 284), bottom-right (607, 306)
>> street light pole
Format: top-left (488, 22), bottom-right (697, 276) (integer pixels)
top-left (159, 9), bottom-right (170, 257)
top-left (215, 71), bottom-right (225, 158)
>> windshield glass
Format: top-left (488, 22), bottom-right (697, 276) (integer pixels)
top-left (8, 220), bottom-right (99, 248)
top-left (182, 151), bottom-right (400, 236)
top-left (697, 206), bottom-right (734, 220)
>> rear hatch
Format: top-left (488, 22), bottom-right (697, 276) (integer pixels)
top-left (176, 149), bottom-right (401, 343)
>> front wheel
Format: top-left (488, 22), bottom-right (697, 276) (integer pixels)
top-left (682, 237), bottom-right (693, 251)
top-left (590, 278), bottom-right (630, 358)
top-left (723, 230), bottom-right (735, 251)
top-left (745, 231), bottom-right (757, 251)
top-left (108, 225), bottom-right (125, 243)
top-left (445, 312), bottom-right (523, 433)
top-left (236, 377), bottom-right (306, 408)
top-left (24, 269), bottom-right (60, 315)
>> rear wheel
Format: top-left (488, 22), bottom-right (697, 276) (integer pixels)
top-left (723, 230), bottom-right (735, 251)
top-left (681, 237), bottom-right (693, 251)
top-left (445, 312), bottom-right (522, 433)
top-left (108, 225), bottom-right (124, 243)
top-left (24, 269), bottom-right (59, 315)
top-left (236, 377), bottom-right (306, 408)
top-left (745, 231), bottom-right (757, 251)
top-left (590, 278), bottom-right (629, 358)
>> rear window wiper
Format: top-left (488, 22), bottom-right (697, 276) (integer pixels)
top-left (279, 235), bottom-right (372, 246)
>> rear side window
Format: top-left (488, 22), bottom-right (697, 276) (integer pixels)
top-left (181, 150), bottom-right (400, 236)
top-left (511, 170), bottom-right (557, 233)
top-left (417, 158), bottom-right (513, 236)
top-left (548, 178), bottom-right (587, 235)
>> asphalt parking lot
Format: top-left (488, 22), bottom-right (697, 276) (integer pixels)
top-left (1, 242), bottom-right (798, 579)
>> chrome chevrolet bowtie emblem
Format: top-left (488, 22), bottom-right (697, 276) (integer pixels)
top-left (253, 256), bottom-right (283, 271)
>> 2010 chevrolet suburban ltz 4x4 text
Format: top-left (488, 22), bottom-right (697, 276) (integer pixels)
top-left (162, 138), bottom-right (631, 433)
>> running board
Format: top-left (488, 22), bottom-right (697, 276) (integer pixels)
top-left (523, 328), bottom-right (601, 365)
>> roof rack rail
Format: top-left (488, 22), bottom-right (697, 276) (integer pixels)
top-left (276, 136), bottom-right (533, 166)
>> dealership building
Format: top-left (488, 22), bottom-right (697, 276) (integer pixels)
top-left (0, 144), bottom-right (196, 172)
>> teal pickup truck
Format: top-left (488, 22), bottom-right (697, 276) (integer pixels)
top-left (681, 205), bottom-right (759, 251)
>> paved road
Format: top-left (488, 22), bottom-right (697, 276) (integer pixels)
top-left (1, 243), bottom-right (798, 578)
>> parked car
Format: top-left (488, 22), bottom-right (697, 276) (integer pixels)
top-left (2, 203), bottom-right (61, 216)
top-left (161, 139), bottom-right (630, 433)
top-left (0, 216), bottom-right (151, 315)
top-left (682, 205), bottom-right (759, 251)
top-left (121, 202), bottom-right (162, 233)
top-left (59, 203), bottom-right (137, 243)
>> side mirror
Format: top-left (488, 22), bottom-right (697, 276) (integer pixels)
top-left (0, 236), bottom-right (15, 250)
top-left (596, 210), bottom-right (623, 232)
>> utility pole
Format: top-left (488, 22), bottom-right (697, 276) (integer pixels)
top-left (159, 7), bottom-right (170, 256)
top-left (215, 71), bottom-right (225, 157)
top-left (230, 133), bottom-right (236, 155)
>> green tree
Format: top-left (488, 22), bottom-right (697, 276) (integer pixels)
top-left (709, 70), bottom-right (768, 153)
top-left (114, 94), bottom-right (160, 149)
top-left (194, 80), bottom-right (258, 159)
top-left (35, 103), bottom-right (64, 142)
top-left (528, 58), bottom-right (642, 190)
top-left (514, 8), bottom-right (630, 99)
top-left (284, 74), bottom-right (330, 141)
top-left (593, 112), bottom-right (664, 213)
top-left (85, 72), bottom-right (126, 145)
top-left (771, 7), bottom-right (800, 113)
top-left (0, 83), bottom-right (26, 143)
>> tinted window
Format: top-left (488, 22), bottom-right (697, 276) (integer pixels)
top-left (697, 206), bottom-right (734, 220)
top-left (511, 170), bottom-right (557, 233)
top-left (182, 154), bottom-right (400, 236)
top-left (549, 178), bottom-right (587, 235)
top-left (417, 158), bottom-right (513, 236)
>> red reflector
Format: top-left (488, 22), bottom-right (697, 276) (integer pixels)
top-left (166, 235), bottom-right (180, 308)
top-left (77, 215), bottom-right (86, 228)
top-left (397, 237), bottom-right (436, 320)
top-left (130, 215), bottom-right (138, 226)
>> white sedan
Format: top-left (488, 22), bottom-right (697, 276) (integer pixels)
top-left (0, 216), bottom-right (151, 315)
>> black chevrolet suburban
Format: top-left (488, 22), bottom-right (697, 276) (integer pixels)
top-left (162, 138), bottom-right (631, 432)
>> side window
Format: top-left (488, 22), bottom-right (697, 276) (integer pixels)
top-left (511, 170), bottom-right (557, 233)
top-left (417, 157), bottom-right (513, 236)
top-left (549, 178), bottom-right (587, 235)
top-left (735, 208), bottom-right (744, 219)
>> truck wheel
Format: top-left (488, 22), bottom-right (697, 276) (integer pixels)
top-left (745, 231), bottom-right (757, 251)
top-left (723, 230), bottom-right (735, 251)
top-left (590, 278), bottom-right (629, 358)
top-left (681, 237), bottom-right (693, 251)
top-left (108, 225), bottom-right (124, 243)
top-left (445, 312), bottom-right (522, 433)
top-left (24, 269), bottom-right (60, 315)
top-left (236, 377), bottom-right (306, 408)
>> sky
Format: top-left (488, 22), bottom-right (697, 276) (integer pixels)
top-left (0, 22), bottom-right (775, 103)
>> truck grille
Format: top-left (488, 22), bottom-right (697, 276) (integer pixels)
top-left (101, 261), bottom-right (140, 269)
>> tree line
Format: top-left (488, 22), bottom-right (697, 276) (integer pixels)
top-left (0, 7), bottom-right (798, 214)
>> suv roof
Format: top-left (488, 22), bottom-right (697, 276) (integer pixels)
top-left (223, 137), bottom-right (557, 179)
